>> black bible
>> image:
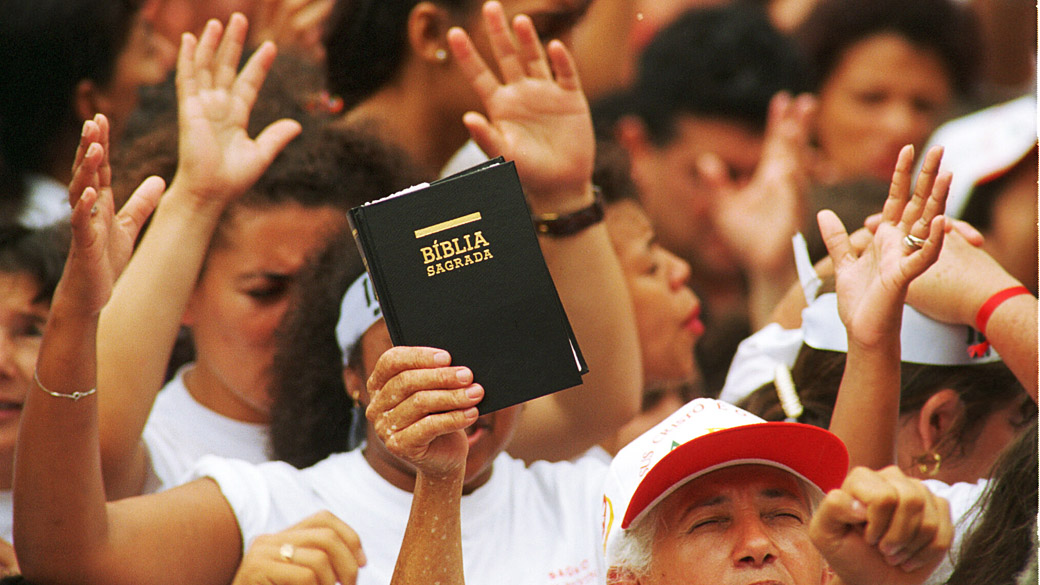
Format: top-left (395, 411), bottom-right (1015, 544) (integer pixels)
top-left (348, 157), bottom-right (588, 413)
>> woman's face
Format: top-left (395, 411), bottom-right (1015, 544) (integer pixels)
top-left (815, 32), bottom-right (952, 183)
top-left (98, 11), bottom-right (177, 142)
top-left (605, 200), bottom-right (702, 386)
top-left (0, 273), bottom-right (48, 453)
top-left (184, 203), bottom-right (345, 422)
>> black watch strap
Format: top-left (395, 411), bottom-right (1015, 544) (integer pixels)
top-left (531, 187), bottom-right (605, 237)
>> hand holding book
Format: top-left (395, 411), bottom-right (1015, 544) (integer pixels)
top-left (447, 1), bottom-right (595, 214)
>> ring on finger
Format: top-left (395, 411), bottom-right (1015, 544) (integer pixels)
top-left (280, 542), bottom-right (295, 563)
top-left (903, 234), bottom-right (926, 250)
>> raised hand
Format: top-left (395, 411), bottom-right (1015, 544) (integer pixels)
top-left (170, 13), bottom-right (301, 205)
top-left (711, 92), bottom-right (815, 274)
top-left (447, 1), bottom-right (594, 212)
top-left (365, 347), bottom-right (482, 480)
top-left (819, 145), bottom-right (947, 348)
top-left (810, 466), bottom-right (953, 585)
top-left (62, 115), bottom-right (164, 315)
top-left (232, 511), bottom-right (366, 585)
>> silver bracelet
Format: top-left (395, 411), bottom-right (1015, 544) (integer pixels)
top-left (33, 370), bottom-right (96, 401)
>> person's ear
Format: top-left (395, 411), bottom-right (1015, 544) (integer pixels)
top-left (407, 2), bottom-right (454, 66)
top-left (343, 364), bottom-right (369, 406)
top-left (615, 115), bottom-right (655, 184)
top-left (74, 79), bottom-right (110, 123)
top-left (916, 388), bottom-right (963, 453)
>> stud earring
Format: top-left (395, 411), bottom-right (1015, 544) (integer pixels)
top-left (434, 48), bottom-right (448, 62)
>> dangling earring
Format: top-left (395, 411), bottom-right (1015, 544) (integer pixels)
top-left (915, 452), bottom-right (942, 476)
top-left (434, 48), bottom-right (448, 62)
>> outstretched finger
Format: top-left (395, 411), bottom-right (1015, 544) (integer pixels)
top-left (93, 114), bottom-right (113, 191)
top-left (68, 134), bottom-right (102, 209)
top-left (448, 27), bottom-right (500, 102)
top-left (818, 209), bottom-right (855, 269)
top-left (213, 13), bottom-right (249, 89)
top-left (483, 1), bottom-right (526, 83)
top-left (899, 146), bottom-right (943, 233)
top-left (908, 170), bottom-right (950, 241)
top-left (192, 19), bottom-right (224, 90)
top-left (116, 176), bottom-right (166, 242)
top-left (461, 111), bottom-right (505, 159)
top-left (900, 215), bottom-right (945, 280)
top-left (880, 145), bottom-right (915, 225)
top-left (230, 41), bottom-right (280, 124)
top-left (251, 118), bottom-right (304, 169)
top-left (513, 14), bottom-right (551, 79)
top-left (175, 32), bottom-right (200, 100)
top-left (545, 39), bottom-right (581, 93)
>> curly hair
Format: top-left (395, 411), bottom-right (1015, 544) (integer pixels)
top-left (795, 0), bottom-right (981, 97)
top-left (266, 130), bottom-right (424, 467)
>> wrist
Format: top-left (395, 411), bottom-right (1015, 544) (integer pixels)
top-left (531, 185), bottom-right (603, 237)
top-left (525, 182), bottom-right (596, 217)
top-left (975, 286), bottom-right (1033, 335)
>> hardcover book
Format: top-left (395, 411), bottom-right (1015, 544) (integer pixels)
top-left (348, 157), bottom-right (588, 413)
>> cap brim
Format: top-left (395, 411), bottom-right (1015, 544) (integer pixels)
top-left (622, 422), bottom-right (848, 528)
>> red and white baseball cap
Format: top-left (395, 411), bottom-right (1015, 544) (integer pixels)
top-left (601, 398), bottom-right (847, 559)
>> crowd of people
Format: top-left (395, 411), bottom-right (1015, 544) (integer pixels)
top-left (0, 0), bottom-right (1036, 583)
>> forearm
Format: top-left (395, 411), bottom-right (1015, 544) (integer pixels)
top-left (15, 302), bottom-right (109, 579)
top-left (747, 263), bottom-right (798, 331)
top-left (392, 468), bottom-right (466, 585)
top-left (984, 295), bottom-right (1038, 402)
top-left (96, 186), bottom-right (228, 496)
top-left (510, 220), bottom-right (641, 462)
top-left (829, 337), bottom-right (901, 470)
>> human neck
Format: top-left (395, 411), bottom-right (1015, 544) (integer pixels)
top-left (182, 364), bottom-right (270, 424)
top-left (361, 428), bottom-right (491, 495)
top-left (339, 84), bottom-right (470, 179)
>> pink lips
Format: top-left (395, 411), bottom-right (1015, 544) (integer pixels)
top-left (684, 306), bottom-right (705, 336)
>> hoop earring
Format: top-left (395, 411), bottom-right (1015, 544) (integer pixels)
top-left (915, 452), bottom-right (942, 477)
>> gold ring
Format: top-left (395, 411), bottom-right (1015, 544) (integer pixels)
top-left (279, 542), bottom-right (295, 563)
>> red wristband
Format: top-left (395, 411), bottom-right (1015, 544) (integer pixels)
top-left (975, 286), bottom-right (1031, 335)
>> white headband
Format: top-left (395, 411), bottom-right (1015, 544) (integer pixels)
top-left (335, 272), bottom-right (384, 364)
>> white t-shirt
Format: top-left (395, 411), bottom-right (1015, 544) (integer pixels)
top-left (0, 490), bottom-right (10, 543)
top-left (19, 173), bottom-right (71, 228)
top-left (921, 478), bottom-right (988, 585)
top-left (194, 449), bottom-right (608, 585)
top-left (142, 366), bottom-right (269, 492)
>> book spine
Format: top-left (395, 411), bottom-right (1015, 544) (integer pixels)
top-left (346, 207), bottom-right (402, 344)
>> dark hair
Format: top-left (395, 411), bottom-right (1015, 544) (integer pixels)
top-left (625, 3), bottom-right (809, 145)
top-left (0, 0), bottom-right (140, 195)
top-left (0, 224), bottom-right (71, 304)
top-left (795, 0), bottom-right (980, 97)
top-left (324, 0), bottom-right (473, 109)
top-left (266, 130), bottom-right (424, 467)
top-left (739, 345), bottom-right (1035, 462)
top-left (593, 140), bottom-right (639, 206)
top-left (946, 420), bottom-right (1038, 585)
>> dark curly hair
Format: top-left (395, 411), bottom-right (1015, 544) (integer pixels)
top-left (795, 0), bottom-right (981, 97)
top-left (266, 130), bottom-right (424, 468)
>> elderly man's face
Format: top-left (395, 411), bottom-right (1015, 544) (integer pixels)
top-left (643, 465), bottom-right (829, 585)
